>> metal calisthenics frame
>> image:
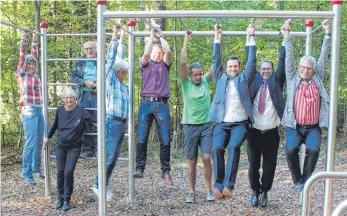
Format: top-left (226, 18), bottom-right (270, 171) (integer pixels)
top-left (2, 0), bottom-right (342, 215)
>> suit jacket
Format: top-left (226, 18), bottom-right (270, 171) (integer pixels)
top-left (282, 37), bottom-right (330, 129)
top-left (209, 43), bottom-right (257, 123)
top-left (249, 46), bottom-right (286, 119)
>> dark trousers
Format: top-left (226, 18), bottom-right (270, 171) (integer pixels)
top-left (136, 99), bottom-right (171, 173)
top-left (285, 125), bottom-right (321, 185)
top-left (80, 91), bottom-right (97, 155)
top-left (212, 121), bottom-right (248, 191)
top-left (247, 127), bottom-right (279, 193)
top-left (56, 144), bottom-right (81, 202)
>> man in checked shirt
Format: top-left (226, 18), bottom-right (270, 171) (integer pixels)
top-left (283, 21), bottom-right (331, 192)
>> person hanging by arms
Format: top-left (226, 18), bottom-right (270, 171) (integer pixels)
top-left (134, 25), bottom-right (173, 185)
top-left (15, 29), bottom-right (44, 185)
top-left (92, 24), bottom-right (129, 201)
top-left (283, 20), bottom-right (331, 192)
top-left (209, 23), bottom-right (257, 199)
top-left (180, 31), bottom-right (214, 203)
top-left (43, 88), bottom-right (97, 211)
top-left (246, 20), bottom-right (287, 208)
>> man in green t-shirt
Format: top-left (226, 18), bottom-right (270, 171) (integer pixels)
top-left (180, 32), bottom-right (214, 203)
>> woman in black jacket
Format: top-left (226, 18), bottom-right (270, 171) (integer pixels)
top-left (43, 88), bottom-right (96, 211)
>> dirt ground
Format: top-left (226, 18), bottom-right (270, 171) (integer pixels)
top-left (1, 136), bottom-right (347, 216)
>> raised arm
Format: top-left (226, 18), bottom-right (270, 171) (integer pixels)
top-left (244, 24), bottom-right (257, 85)
top-left (315, 21), bottom-right (331, 80)
top-left (15, 30), bottom-right (30, 78)
top-left (105, 24), bottom-right (124, 76)
top-left (160, 36), bottom-right (172, 65)
top-left (283, 21), bottom-right (296, 80)
top-left (31, 32), bottom-right (38, 58)
top-left (180, 32), bottom-right (191, 82)
top-left (212, 24), bottom-right (224, 82)
top-left (275, 33), bottom-right (286, 87)
top-left (141, 32), bottom-right (154, 66)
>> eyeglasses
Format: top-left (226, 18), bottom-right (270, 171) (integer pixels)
top-left (300, 65), bottom-right (313, 71)
top-left (84, 47), bottom-right (95, 51)
top-left (261, 68), bottom-right (272, 71)
top-left (192, 73), bottom-right (203, 77)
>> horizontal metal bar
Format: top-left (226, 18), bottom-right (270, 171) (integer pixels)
top-left (47, 58), bottom-right (96, 62)
top-left (104, 10), bottom-right (335, 19)
top-left (47, 83), bottom-right (77, 86)
top-left (49, 154), bottom-right (128, 161)
top-left (48, 107), bottom-right (97, 111)
top-left (133, 31), bottom-right (306, 37)
top-left (46, 33), bottom-right (113, 37)
top-left (0, 21), bottom-right (43, 36)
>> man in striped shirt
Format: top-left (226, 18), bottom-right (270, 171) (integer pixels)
top-left (283, 21), bottom-right (331, 192)
top-left (93, 25), bottom-right (129, 201)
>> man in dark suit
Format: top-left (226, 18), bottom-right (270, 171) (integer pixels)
top-left (246, 22), bottom-right (287, 208)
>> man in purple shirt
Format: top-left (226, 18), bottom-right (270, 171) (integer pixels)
top-left (134, 30), bottom-right (173, 185)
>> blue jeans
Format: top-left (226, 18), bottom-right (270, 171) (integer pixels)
top-left (95, 118), bottom-right (126, 187)
top-left (135, 99), bottom-right (171, 173)
top-left (79, 91), bottom-right (97, 155)
top-left (21, 106), bottom-right (44, 178)
top-left (212, 122), bottom-right (248, 191)
top-left (285, 125), bottom-right (321, 185)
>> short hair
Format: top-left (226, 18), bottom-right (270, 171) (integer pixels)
top-left (113, 59), bottom-right (129, 72)
top-left (84, 41), bottom-right (96, 49)
top-left (300, 55), bottom-right (316, 68)
top-left (62, 88), bottom-right (77, 99)
top-left (225, 55), bottom-right (240, 66)
top-left (189, 62), bottom-right (202, 75)
top-left (23, 55), bottom-right (37, 72)
top-left (259, 60), bottom-right (274, 70)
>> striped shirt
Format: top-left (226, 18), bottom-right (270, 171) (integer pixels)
top-left (294, 80), bottom-right (320, 125)
top-left (15, 38), bottom-right (42, 106)
top-left (105, 38), bottom-right (129, 119)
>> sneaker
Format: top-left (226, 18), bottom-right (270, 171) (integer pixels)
top-left (21, 175), bottom-right (36, 185)
top-left (161, 173), bottom-right (173, 185)
top-left (62, 201), bottom-right (71, 212)
top-left (80, 152), bottom-right (93, 158)
top-left (185, 193), bottom-right (195, 203)
top-left (106, 187), bottom-right (113, 201)
top-left (295, 184), bottom-right (304, 192)
top-left (92, 186), bottom-right (113, 201)
top-left (133, 171), bottom-right (144, 178)
top-left (207, 190), bottom-right (215, 201)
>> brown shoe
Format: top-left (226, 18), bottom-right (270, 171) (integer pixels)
top-left (133, 172), bottom-right (144, 178)
top-left (213, 188), bottom-right (224, 199)
top-left (161, 173), bottom-right (173, 185)
top-left (222, 187), bottom-right (233, 197)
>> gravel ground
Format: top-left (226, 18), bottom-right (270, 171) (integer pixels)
top-left (1, 136), bottom-right (347, 216)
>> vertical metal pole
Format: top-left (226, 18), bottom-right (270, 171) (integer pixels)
top-left (96, 1), bottom-right (106, 215)
top-left (127, 19), bottom-right (136, 201)
top-left (40, 21), bottom-right (51, 197)
top-left (323, 1), bottom-right (342, 215)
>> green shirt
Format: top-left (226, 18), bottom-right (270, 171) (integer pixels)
top-left (181, 74), bottom-right (211, 124)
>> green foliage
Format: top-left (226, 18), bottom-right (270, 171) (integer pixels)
top-left (1, 0), bottom-right (347, 150)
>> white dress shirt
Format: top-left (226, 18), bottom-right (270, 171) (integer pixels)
top-left (223, 79), bottom-right (248, 122)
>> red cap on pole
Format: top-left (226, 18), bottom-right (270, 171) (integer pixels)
top-left (96, 0), bottom-right (107, 5)
top-left (305, 19), bottom-right (314, 27)
top-left (40, 21), bottom-right (48, 28)
top-left (128, 19), bottom-right (136, 27)
top-left (331, 0), bottom-right (343, 4)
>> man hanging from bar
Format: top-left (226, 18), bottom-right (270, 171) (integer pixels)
top-left (209, 23), bottom-right (257, 199)
top-left (133, 24), bottom-right (173, 185)
top-left (246, 20), bottom-right (288, 208)
top-left (283, 20), bottom-right (331, 192)
top-left (92, 24), bottom-right (129, 201)
top-left (180, 31), bottom-right (215, 203)
top-left (70, 39), bottom-right (98, 158)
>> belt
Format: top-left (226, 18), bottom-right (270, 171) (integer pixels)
top-left (142, 96), bottom-right (168, 103)
top-left (107, 115), bottom-right (127, 123)
top-left (255, 127), bottom-right (277, 134)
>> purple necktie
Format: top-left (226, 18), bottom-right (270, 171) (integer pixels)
top-left (258, 81), bottom-right (267, 114)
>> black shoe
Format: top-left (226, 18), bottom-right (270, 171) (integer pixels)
top-left (260, 191), bottom-right (268, 208)
top-left (251, 191), bottom-right (259, 207)
top-left (55, 197), bottom-right (63, 210)
top-left (62, 201), bottom-right (71, 212)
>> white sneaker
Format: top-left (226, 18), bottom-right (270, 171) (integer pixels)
top-left (106, 187), bottom-right (113, 201)
top-left (92, 186), bottom-right (98, 196)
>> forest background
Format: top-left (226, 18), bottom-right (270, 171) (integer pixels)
top-left (1, 0), bottom-right (347, 161)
